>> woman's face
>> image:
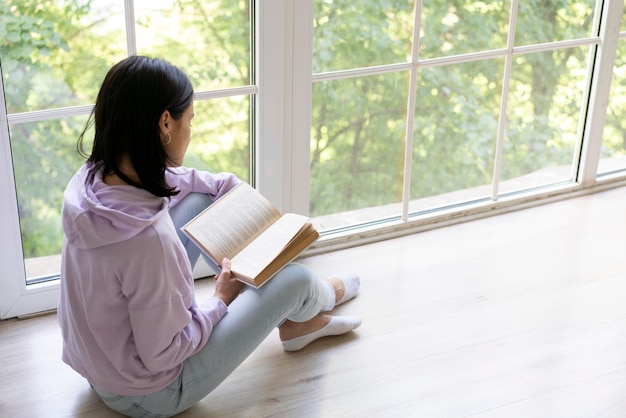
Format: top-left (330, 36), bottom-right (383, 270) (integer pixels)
top-left (163, 102), bottom-right (194, 166)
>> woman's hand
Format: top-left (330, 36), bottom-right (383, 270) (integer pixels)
top-left (213, 258), bottom-right (246, 305)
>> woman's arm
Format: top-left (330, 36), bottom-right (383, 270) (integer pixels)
top-left (166, 166), bottom-right (241, 208)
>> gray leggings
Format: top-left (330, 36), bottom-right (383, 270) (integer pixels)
top-left (93, 193), bottom-right (335, 417)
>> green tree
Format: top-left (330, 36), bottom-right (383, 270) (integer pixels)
top-left (1, 0), bottom-right (98, 257)
top-left (310, 0), bottom-right (598, 219)
top-left (1, 0), bottom-right (622, 258)
top-left (1, 0), bottom-right (252, 258)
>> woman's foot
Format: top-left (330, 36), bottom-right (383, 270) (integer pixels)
top-left (279, 314), bottom-right (362, 352)
top-left (325, 272), bottom-right (360, 306)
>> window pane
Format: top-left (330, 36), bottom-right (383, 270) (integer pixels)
top-left (310, 73), bottom-right (409, 229)
top-left (500, 47), bottom-right (589, 193)
top-left (313, 0), bottom-right (415, 73)
top-left (1, 1), bottom-right (126, 114)
top-left (186, 97), bottom-right (251, 183)
top-left (3, 0), bottom-right (254, 286)
top-left (134, 0), bottom-right (251, 90)
top-left (10, 116), bottom-right (91, 281)
top-left (599, 39), bottom-right (626, 176)
top-left (420, 0), bottom-right (510, 59)
top-left (410, 59), bottom-right (503, 208)
top-left (515, 0), bottom-right (596, 46)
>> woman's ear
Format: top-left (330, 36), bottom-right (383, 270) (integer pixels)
top-left (158, 110), bottom-right (171, 136)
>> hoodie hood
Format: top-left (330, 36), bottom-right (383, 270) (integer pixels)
top-left (63, 162), bottom-right (169, 250)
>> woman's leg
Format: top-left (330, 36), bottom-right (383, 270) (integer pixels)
top-left (172, 263), bottom-right (335, 414)
top-left (157, 192), bottom-right (358, 415)
top-left (169, 192), bottom-right (221, 273)
top-left (94, 265), bottom-right (356, 418)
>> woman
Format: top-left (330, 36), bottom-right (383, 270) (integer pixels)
top-left (58, 55), bottom-right (361, 417)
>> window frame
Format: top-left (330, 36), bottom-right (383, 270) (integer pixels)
top-left (0, 0), bottom-right (266, 318)
top-left (302, 0), bottom-right (626, 255)
top-left (1, 0), bottom-right (625, 319)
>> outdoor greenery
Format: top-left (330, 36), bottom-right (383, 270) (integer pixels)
top-left (310, 0), bottom-right (604, 214)
top-left (1, 0), bottom-right (625, 260)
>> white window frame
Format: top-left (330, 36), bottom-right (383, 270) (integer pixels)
top-left (1, 0), bottom-right (625, 318)
top-left (0, 0), bottom-right (280, 319)
top-left (255, 0), bottom-right (313, 215)
top-left (300, 0), bottom-right (626, 254)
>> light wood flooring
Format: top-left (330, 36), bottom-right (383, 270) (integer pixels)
top-left (2, 186), bottom-right (626, 417)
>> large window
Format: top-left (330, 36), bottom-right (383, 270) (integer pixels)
top-left (310, 0), bottom-right (626, 230)
top-left (0, 0), bottom-right (255, 318)
top-left (1, 0), bottom-right (624, 318)
top-left (309, 0), bottom-right (625, 232)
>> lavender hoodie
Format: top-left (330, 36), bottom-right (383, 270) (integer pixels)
top-left (58, 162), bottom-right (240, 395)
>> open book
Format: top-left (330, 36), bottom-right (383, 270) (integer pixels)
top-left (182, 183), bottom-right (319, 288)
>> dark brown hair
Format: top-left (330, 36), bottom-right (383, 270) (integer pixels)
top-left (78, 56), bottom-right (193, 197)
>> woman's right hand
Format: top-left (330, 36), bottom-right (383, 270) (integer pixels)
top-left (213, 258), bottom-right (246, 305)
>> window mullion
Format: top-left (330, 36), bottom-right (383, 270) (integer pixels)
top-left (578, 0), bottom-right (624, 185)
top-left (0, 73), bottom-right (60, 319)
top-left (401, 0), bottom-right (423, 221)
top-left (289, 0), bottom-right (314, 215)
top-left (0, 71), bottom-right (24, 319)
top-left (254, 0), bottom-right (289, 211)
top-left (124, 0), bottom-right (137, 55)
top-left (491, 0), bottom-right (519, 201)
top-left (255, 0), bottom-right (312, 214)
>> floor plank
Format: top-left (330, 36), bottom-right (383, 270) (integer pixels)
top-left (1, 186), bottom-right (626, 417)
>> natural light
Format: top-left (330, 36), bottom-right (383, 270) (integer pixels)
top-left (0, 0), bottom-right (624, 319)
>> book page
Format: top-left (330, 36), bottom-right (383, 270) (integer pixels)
top-left (182, 183), bottom-right (281, 262)
top-left (231, 213), bottom-right (310, 281)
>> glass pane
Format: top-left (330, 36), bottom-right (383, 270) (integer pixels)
top-left (1, 1), bottom-right (127, 114)
top-left (186, 97), bottom-right (251, 183)
top-left (515, 0), bottom-right (596, 46)
top-left (10, 116), bottom-right (92, 281)
top-left (3, 0), bottom-right (254, 286)
top-left (313, 0), bottom-right (415, 73)
top-left (598, 39), bottom-right (626, 176)
top-left (410, 59), bottom-right (503, 209)
top-left (500, 47), bottom-right (589, 193)
top-left (420, 0), bottom-right (510, 59)
top-left (310, 72), bottom-right (409, 229)
top-left (134, 0), bottom-right (251, 90)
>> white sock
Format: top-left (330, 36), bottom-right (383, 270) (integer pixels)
top-left (281, 316), bottom-right (362, 352)
top-left (332, 272), bottom-right (360, 306)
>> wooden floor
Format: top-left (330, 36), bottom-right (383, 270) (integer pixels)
top-left (2, 186), bottom-right (626, 417)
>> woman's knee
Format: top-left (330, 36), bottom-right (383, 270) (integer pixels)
top-left (174, 193), bottom-right (213, 215)
top-left (271, 263), bottom-right (334, 322)
top-left (170, 193), bottom-right (214, 229)
top-left (271, 263), bottom-right (329, 306)
top-left (278, 263), bottom-right (317, 289)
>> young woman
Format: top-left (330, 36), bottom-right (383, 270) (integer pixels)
top-left (58, 55), bottom-right (361, 417)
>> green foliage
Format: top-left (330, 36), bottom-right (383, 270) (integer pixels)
top-left (1, 0), bottom-right (251, 258)
top-left (313, 0), bottom-right (414, 72)
top-left (1, 0), bottom-right (99, 257)
top-left (2, 0), bottom-right (625, 258)
top-left (11, 117), bottom-right (89, 257)
top-left (412, 60), bottom-right (502, 197)
top-left (311, 73), bottom-right (408, 214)
top-left (310, 0), bottom-right (606, 217)
top-left (128, 0), bottom-right (252, 180)
top-left (516, 0), bottom-right (595, 45)
top-left (602, 40), bottom-right (626, 158)
top-left (420, 0), bottom-right (510, 57)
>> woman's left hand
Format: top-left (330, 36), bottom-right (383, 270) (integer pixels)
top-left (213, 258), bottom-right (245, 305)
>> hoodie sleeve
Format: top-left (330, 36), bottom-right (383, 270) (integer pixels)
top-left (166, 166), bottom-right (241, 208)
top-left (121, 221), bottom-right (228, 374)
